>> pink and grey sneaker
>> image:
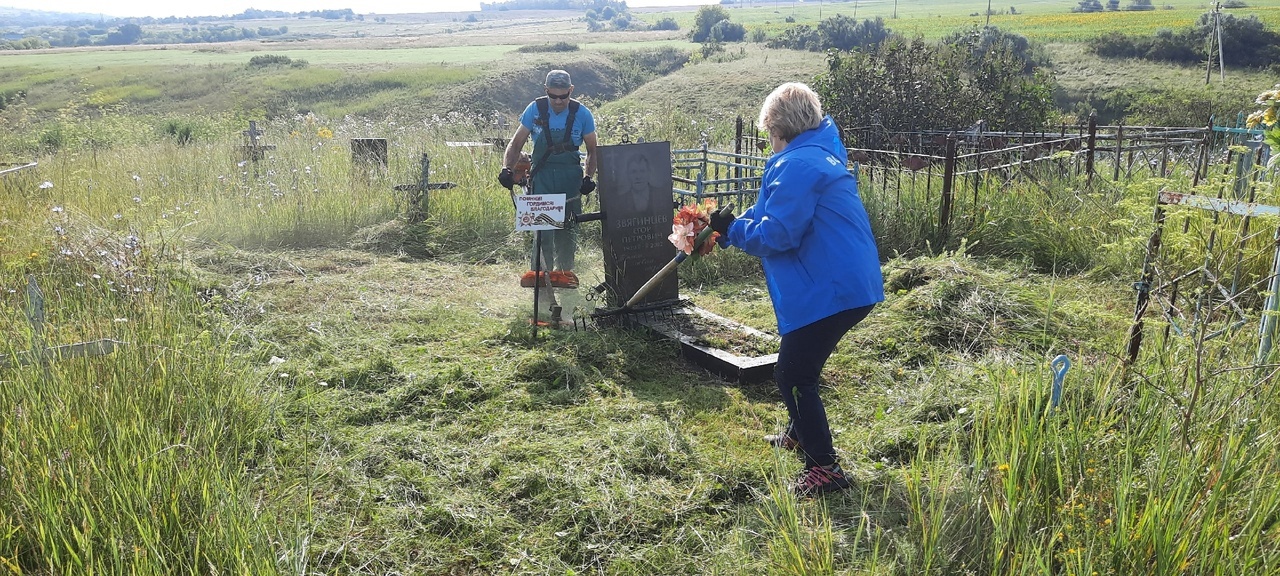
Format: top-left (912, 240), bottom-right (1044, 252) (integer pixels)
top-left (793, 462), bottom-right (851, 497)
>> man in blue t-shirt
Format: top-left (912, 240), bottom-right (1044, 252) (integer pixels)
top-left (498, 69), bottom-right (599, 289)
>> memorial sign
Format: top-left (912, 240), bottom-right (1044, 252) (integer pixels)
top-left (597, 142), bottom-right (676, 306)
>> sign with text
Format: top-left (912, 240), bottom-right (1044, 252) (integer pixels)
top-left (514, 194), bottom-right (566, 231)
top-left (598, 142), bottom-right (677, 306)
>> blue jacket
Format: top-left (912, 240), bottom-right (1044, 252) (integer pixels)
top-left (723, 116), bottom-right (884, 335)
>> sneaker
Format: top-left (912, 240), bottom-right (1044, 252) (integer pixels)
top-left (549, 270), bottom-right (579, 289)
top-left (519, 270), bottom-right (548, 288)
top-left (793, 463), bottom-right (851, 497)
top-left (764, 433), bottom-right (802, 452)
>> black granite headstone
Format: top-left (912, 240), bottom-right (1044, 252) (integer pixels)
top-left (598, 142), bottom-right (677, 307)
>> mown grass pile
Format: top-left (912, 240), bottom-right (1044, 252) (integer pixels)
top-left (2, 105), bottom-right (1280, 574)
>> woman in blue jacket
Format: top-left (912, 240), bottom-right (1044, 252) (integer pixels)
top-left (711, 82), bottom-right (884, 496)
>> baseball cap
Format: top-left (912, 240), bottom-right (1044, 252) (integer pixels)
top-left (545, 70), bottom-right (572, 89)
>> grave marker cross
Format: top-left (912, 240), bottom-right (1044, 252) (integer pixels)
top-left (0, 276), bottom-right (125, 369)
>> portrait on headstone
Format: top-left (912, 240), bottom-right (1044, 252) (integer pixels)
top-left (597, 142), bottom-right (676, 306)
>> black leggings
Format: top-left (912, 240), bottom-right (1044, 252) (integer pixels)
top-left (775, 304), bottom-right (874, 468)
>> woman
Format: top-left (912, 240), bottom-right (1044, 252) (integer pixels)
top-left (710, 82), bottom-right (884, 496)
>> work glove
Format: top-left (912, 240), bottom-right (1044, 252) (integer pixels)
top-left (579, 176), bottom-right (596, 195)
top-left (709, 205), bottom-right (735, 236)
top-left (498, 167), bottom-right (515, 190)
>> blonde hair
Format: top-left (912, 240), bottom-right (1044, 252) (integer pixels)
top-left (758, 82), bottom-right (823, 143)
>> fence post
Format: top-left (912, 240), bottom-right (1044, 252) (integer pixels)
top-left (1086, 111), bottom-right (1097, 185)
top-left (734, 115), bottom-right (743, 190)
top-left (1127, 201), bottom-right (1168, 365)
top-left (1195, 118), bottom-right (1214, 186)
top-left (939, 133), bottom-right (957, 246)
top-left (1114, 124), bottom-right (1123, 181)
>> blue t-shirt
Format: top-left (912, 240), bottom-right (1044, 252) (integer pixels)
top-left (519, 99), bottom-right (596, 147)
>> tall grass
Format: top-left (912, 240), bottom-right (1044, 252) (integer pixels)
top-left (0, 263), bottom-right (282, 572)
top-left (5, 106), bottom-right (1280, 574)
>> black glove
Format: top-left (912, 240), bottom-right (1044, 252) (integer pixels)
top-left (579, 176), bottom-right (596, 195)
top-left (709, 205), bottom-right (735, 235)
top-left (498, 167), bottom-right (515, 190)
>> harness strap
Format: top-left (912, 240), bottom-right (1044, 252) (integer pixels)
top-left (529, 96), bottom-right (581, 180)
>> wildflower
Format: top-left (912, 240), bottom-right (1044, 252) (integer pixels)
top-left (996, 463), bottom-right (1010, 472)
top-left (39, 181), bottom-right (53, 189)
top-left (131, 174), bottom-right (140, 182)
top-left (51, 206), bottom-right (63, 213)
top-left (114, 213), bottom-right (122, 220)
top-left (317, 127), bottom-right (334, 139)
top-left (132, 197), bottom-right (141, 203)
top-left (1246, 111), bottom-right (1265, 128)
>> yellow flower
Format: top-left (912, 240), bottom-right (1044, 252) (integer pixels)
top-left (996, 463), bottom-right (1010, 472)
top-left (1247, 111), bottom-right (1265, 128)
top-left (317, 127), bottom-right (334, 139)
top-left (1264, 107), bottom-right (1277, 127)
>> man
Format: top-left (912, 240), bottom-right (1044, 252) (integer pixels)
top-left (498, 69), bottom-right (599, 289)
top-left (623, 153), bottom-right (653, 214)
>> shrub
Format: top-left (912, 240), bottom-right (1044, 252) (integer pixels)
top-left (247, 54), bottom-right (294, 67)
top-left (691, 5), bottom-right (731, 42)
top-left (162, 120), bottom-right (195, 145)
top-left (817, 36), bottom-right (1054, 132)
top-left (515, 42), bottom-right (580, 53)
top-left (653, 17), bottom-right (679, 31)
top-left (709, 19), bottom-right (746, 42)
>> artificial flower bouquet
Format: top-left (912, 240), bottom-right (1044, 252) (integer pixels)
top-left (668, 199), bottom-right (721, 258)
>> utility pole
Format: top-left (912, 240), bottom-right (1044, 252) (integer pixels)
top-left (894, 0), bottom-right (898, 19)
top-left (1205, 2), bottom-right (1225, 84)
top-left (986, 0), bottom-right (992, 26)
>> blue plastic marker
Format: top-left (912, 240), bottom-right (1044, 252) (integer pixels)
top-left (1050, 354), bottom-right (1071, 410)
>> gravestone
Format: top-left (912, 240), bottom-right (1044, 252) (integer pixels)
top-left (597, 142), bottom-right (677, 307)
top-left (351, 138), bottom-right (388, 169)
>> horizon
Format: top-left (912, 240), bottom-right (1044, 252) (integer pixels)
top-left (0, 0), bottom-right (719, 19)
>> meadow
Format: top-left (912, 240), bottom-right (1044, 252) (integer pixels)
top-left (3, 1), bottom-right (1280, 574)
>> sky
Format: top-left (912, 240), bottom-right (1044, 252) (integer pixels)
top-left (2, 0), bottom-right (718, 18)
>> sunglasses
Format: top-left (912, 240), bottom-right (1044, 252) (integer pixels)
top-left (546, 92), bottom-right (571, 100)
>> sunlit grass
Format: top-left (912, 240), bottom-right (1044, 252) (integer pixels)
top-left (3, 78), bottom-right (1280, 574)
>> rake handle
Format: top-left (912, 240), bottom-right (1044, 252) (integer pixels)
top-left (625, 252), bottom-right (687, 308)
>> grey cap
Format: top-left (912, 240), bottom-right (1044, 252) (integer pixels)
top-left (545, 70), bottom-right (572, 89)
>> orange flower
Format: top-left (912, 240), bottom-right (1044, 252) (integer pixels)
top-left (668, 200), bottom-right (720, 255)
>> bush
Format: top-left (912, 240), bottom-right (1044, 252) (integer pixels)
top-left (942, 25), bottom-right (1048, 74)
top-left (769, 16), bottom-right (896, 52)
top-left (767, 24), bottom-right (822, 51)
top-left (817, 36), bottom-right (1054, 133)
top-left (515, 42), bottom-right (580, 53)
top-left (653, 17), bottom-right (679, 31)
top-left (709, 19), bottom-right (746, 42)
top-left (691, 5), bottom-right (731, 42)
top-left (1087, 11), bottom-right (1280, 68)
top-left (162, 120), bottom-right (195, 145)
top-left (247, 54), bottom-right (294, 67)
